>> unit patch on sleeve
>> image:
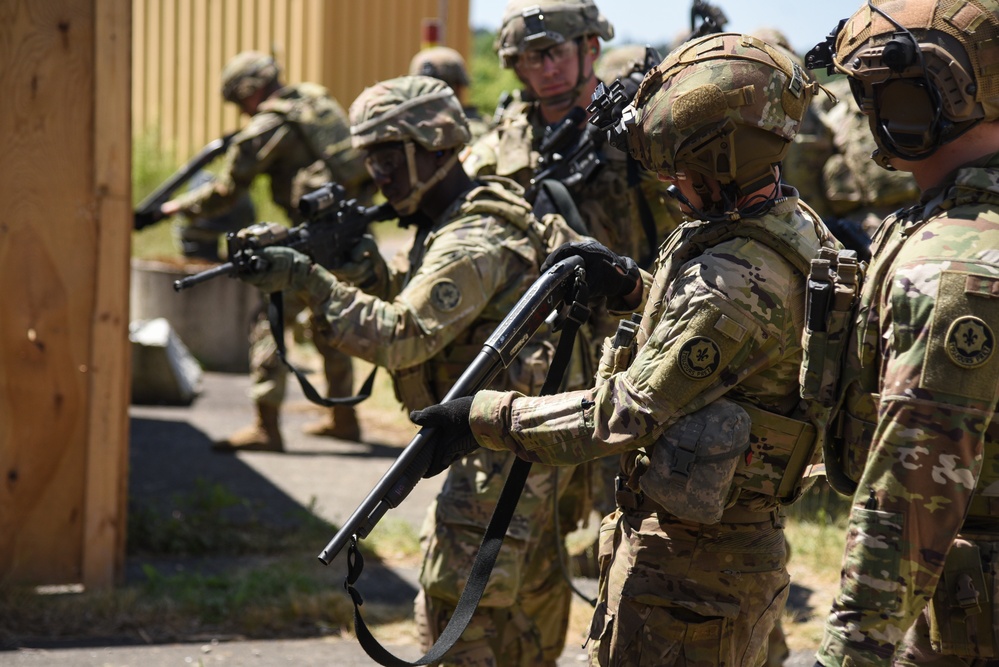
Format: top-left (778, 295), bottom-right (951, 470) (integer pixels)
top-left (677, 336), bottom-right (722, 379)
top-left (946, 315), bottom-right (995, 369)
top-left (430, 279), bottom-right (462, 312)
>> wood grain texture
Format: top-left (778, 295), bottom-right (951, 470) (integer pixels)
top-left (0, 0), bottom-right (130, 588)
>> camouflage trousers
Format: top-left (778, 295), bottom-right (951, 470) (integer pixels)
top-left (416, 450), bottom-right (577, 666)
top-left (894, 536), bottom-right (999, 667)
top-left (587, 507), bottom-right (790, 666)
top-left (248, 290), bottom-right (354, 407)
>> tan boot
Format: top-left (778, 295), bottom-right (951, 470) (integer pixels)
top-left (302, 405), bottom-right (361, 441)
top-left (214, 403), bottom-right (284, 452)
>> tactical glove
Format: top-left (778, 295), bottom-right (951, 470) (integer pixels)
top-left (133, 208), bottom-right (165, 230)
top-left (330, 234), bottom-right (388, 293)
top-left (239, 246), bottom-right (317, 294)
top-left (541, 240), bottom-right (641, 303)
top-left (409, 396), bottom-right (479, 478)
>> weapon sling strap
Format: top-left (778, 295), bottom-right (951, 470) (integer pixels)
top-left (268, 293), bottom-right (376, 407)
top-left (345, 280), bottom-right (591, 667)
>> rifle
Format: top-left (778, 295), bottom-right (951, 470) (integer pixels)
top-left (134, 131), bottom-right (238, 230)
top-left (317, 254), bottom-right (587, 566)
top-left (689, 0), bottom-right (729, 40)
top-left (172, 182), bottom-right (396, 292)
top-left (525, 106), bottom-right (603, 204)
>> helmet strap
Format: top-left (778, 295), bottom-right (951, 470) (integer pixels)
top-left (391, 141), bottom-right (460, 217)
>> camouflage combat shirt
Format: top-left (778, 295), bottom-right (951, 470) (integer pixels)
top-left (173, 82), bottom-right (365, 224)
top-left (302, 177), bottom-right (541, 409)
top-left (462, 97), bottom-right (683, 268)
top-left (468, 189), bottom-right (826, 515)
top-left (817, 154), bottom-right (999, 667)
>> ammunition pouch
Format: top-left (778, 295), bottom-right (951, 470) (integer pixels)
top-left (391, 364), bottom-right (438, 414)
top-left (927, 539), bottom-right (996, 658)
top-left (733, 402), bottom-right (820, 504)
top-left (800, 247), bottom-right (862, 407)
top-left (639, 399), bottom-right (751, 525)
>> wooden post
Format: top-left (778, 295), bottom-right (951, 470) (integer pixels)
top-left (0, 0), bottom-right (131, 589)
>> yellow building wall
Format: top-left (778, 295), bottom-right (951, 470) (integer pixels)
top-left (133, 0), bottom-right (470, 161)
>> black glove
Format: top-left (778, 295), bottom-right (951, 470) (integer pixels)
top-left (410, 396), bottom-right (478, 478)
top-left (541, 240), bottom-right (641, 302)
top-left (133, 208), bottom-right (166, 230)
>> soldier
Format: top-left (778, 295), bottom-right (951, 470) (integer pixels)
top-left (803, 1), bottom-right (999, 665)
top-left (158, 51), bottom-right (368, 450)
top-left (464, 0), bottom-right (682, 268)
top-left (409, 45), bottom-right (491, 141)
top-left (414, 32), bottom-right (837, 665)
top-left (227, 75), bottom-right (581, 665)
top-left (463, 6), bottom-right (685, 653)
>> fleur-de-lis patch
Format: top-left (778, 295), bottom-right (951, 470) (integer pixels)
top-left (677, 336), bottom-right (721, 379)
top-left (946, 315), bottom-right (994, 369)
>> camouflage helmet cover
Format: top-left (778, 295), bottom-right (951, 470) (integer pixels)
top-left (626, 32), bottom-right (818, 192)
top-left (409, 46), bottom-right (471, 89)
top-left (830, 0), bottom-right (999, 163)
top-left (496, 0), bottom-right (615, 67)
top-left (595, 44), bottom-right (648, 83)
top-left (349, 75), bottom-right (471, 152)
top-left (221, 51), bottom-right (281, 103)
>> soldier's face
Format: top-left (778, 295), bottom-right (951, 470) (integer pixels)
top-left (364, 142), bottom-right (438, 208)
top-left (515, 39), bottom-right (580, 99)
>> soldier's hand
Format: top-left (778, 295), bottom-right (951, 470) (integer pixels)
top-left (410, 396), bottom-right (479, 478)
top-left (331, 234), bottom-right (386, 290)
top-left (133, 208), bottom-right (165, 230)
top-left (239, 247), bottom-right (315, 294)
top-left (542, 240), bottom-right (641, 303)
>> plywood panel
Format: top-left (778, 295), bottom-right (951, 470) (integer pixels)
top-left (84, 0), bottom-right (132, 589)
top-left (0, 0), bottom-right (98, 584)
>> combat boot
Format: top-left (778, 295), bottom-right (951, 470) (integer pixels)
top-left (302, 405), bottom-right (361, 442)
top-left (214, 403), bottom-right (284, 452)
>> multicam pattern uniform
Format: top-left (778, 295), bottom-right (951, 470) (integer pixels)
top-left (463, 97), bottom-right (682, 266)
top-left (467, 191), bottom-right (828, 666)
top-left (458, 97), bottom-right (684, 662)
top-left (173, 82), bottom-right (368, 407)
top-left (301, 177), bottom-right (567, 666)
top-left (816, 155), bottom-right (999, 667)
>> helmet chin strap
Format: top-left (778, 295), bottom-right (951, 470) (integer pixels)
top-left (391, 141), bottom-right (460, 217)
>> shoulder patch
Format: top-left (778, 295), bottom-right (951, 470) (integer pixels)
top-left (946, 315), bottom-right (995, 369)
top-left (430, 279), bottom-right (462, 312)
top-left (677, 336), bottom-right (721, 379)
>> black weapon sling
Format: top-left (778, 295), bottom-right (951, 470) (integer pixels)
top-left (268, 293), bottom-right (376, 407)
top-left (344, 280), bottom-right (591, 667)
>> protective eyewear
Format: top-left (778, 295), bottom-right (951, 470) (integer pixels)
top-left (516, 40), bottom-right (578, 72)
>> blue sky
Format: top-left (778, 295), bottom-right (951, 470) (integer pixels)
top-left (469, 0), bottom-right (863, 56)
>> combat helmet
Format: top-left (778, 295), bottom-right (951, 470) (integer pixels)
top-left (495, 0), bottom-right (613, 107)
top-left (409, 46), bottom-right (471, 90)
top-left (496, 0), bottom-right (614, 68)
top-left (625, 32), bottom-right (819, 218)
top-left (349, 75), bottom-right (470, 215)
top-left (221, 51), bottom-right (281, 103)
top-left (808, 0), bottom-right (999, 168)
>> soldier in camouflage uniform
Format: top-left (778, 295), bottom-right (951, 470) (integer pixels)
top-left (464, 5), bottom-right (685, 647)
top-left (464, 0), bottom-right (681, 267)
top-left (805, 2), bottom-right (999, 665)
top-left (414, 33), bottom-right (838, 665)
top-left (160, 51), bottom-right (369, 450)
top-left (409, 46), bottom-right (492, 142)
top-left (229, 75), bottom-right (582, 666)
